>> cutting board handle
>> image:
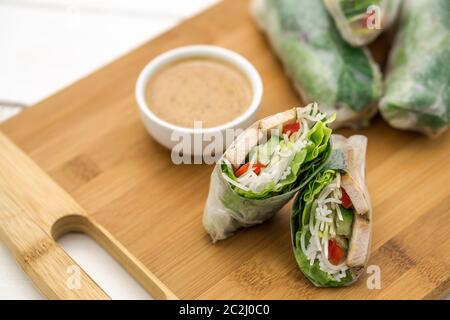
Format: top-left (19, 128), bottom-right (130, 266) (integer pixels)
top-left (0, 209), bottom-right (110, 299)
top-left (0, 132), bottom-right (177, 300)
top-left (52, 214), bottom-right (178, 300)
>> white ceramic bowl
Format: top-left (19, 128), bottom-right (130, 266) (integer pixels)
top-left (135, 45), bottom-right (263, 157)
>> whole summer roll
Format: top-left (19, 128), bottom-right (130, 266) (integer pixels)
top-left (379, 0), bottom-right (450, 137)
top-left (291, 135), bottom-right (372, 286)
top-left (251, 0), bottom-right (382, 129)
top-left (203, 103), bottom-right (334, 242)
top-left (324, 0), bottom-right (402, 47)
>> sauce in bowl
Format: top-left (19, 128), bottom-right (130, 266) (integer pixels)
top-left (145, 57), bottom-right (253, 128)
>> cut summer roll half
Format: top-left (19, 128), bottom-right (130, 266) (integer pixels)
top-left (291, 135), bottom-right (372, 286)
top-left (251, 0), bottom-right (382, 129)
top-left (203, 103), bottom-right (334, 242)
top-left (324, 0), bottom-right (402, 47)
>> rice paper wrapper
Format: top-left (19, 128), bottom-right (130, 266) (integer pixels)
top-left (290, 134), bottom-right (372, 286)
top-left (251, 0), bottom-right (382, 129)
top-left (380, 0), bottom-right (450, 137)
top-left (203, 164), bottom-right (299, 242)
top-left (204, 149), bottom-right (331, 242)
top-left (324, 0), bottom-right (402, 46)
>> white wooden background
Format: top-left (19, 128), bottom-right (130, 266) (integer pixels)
top-left (0, 0), bottom-right (448, 300)
top-left (0, 0), bottom-right (217, 300)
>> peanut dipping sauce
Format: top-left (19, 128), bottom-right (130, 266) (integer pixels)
top-left (145, 57), bottom-right (253, 128)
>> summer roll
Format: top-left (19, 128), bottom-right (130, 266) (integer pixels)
top-left (380, 0), bottom-right (450, 137)
top-left (203, 103), bottom-right (334, 242)
top-left (291, 135), bottom-right (372, 286)
top-left (251, 0), bottom-right (382, 129)
top-left (324, 0), bottom-right (402, 47)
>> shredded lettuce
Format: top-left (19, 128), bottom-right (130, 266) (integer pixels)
top-left (304, 121), bottom-right (332, 162)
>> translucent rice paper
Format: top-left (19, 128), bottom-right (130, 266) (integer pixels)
top-left (251, 0), bottom-right (382, 129)
top-left (291, 135), bottom-right (373, 286)
top-left (324, 0), bottom-right (402, 46)
top-left (203, 164), bottom-right (300, 242)
top-left (380, 0), bottom-right (450, 137)
top-left (203, 108), bottom-right (332, 242)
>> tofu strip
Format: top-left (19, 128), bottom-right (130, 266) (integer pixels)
top-left (225, 108), bottom-right (297, 169)
top-left (346, 215), bottom-right (371, 267)
top-left (225, 127), bottom-right (262, 169)
top-left (259, 108), bottom-right (296, 133)
top-left (341, 173), bottom-right (369, 215)
top-left (335, 135), bottom-right (371, 269)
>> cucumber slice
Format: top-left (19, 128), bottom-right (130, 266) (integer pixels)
top-left (336, 207), bottom-right (353, 237)
top-left (249, 135), bottom-right (281, 166)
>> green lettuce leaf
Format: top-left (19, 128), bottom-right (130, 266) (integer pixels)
top-left (305, 121), bottom-right (332, 162)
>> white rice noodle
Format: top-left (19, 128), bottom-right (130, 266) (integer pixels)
top-left (319, 221), bottom-right (325, 232)
top-left (300, 230), bottom-right (307, 256)
top-left (222, 172), bottom-right (250, 191)
top-left (323, 198), bottom-right (341, 204)
top-left (336, 171), bottom-right (341, 188)
top-left (296, 102), bottom-right (327, 123)
top-left (336, 203), bottom-right (343, 221)
top-left (280, 166), bottom-right (291, 181)
top-left (316, 215), bottom-right (333, 223)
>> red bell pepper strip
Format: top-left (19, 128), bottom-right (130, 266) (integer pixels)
top-left (234, 162), bottom-right (266, 177)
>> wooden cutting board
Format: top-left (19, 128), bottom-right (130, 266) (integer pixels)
top-left (1, 0), bottom-right (449, 299)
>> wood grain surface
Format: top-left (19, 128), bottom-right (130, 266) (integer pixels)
top-left (1, 0), bottom-right (449, 299)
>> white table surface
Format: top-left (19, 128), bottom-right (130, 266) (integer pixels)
top-left (0, 0), bottom-right (448, 300)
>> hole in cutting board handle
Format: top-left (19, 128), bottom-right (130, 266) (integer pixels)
top-left (51, 215), bottom-right (173, 300)
top-left (57, 233), bottom-right (151, 300)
